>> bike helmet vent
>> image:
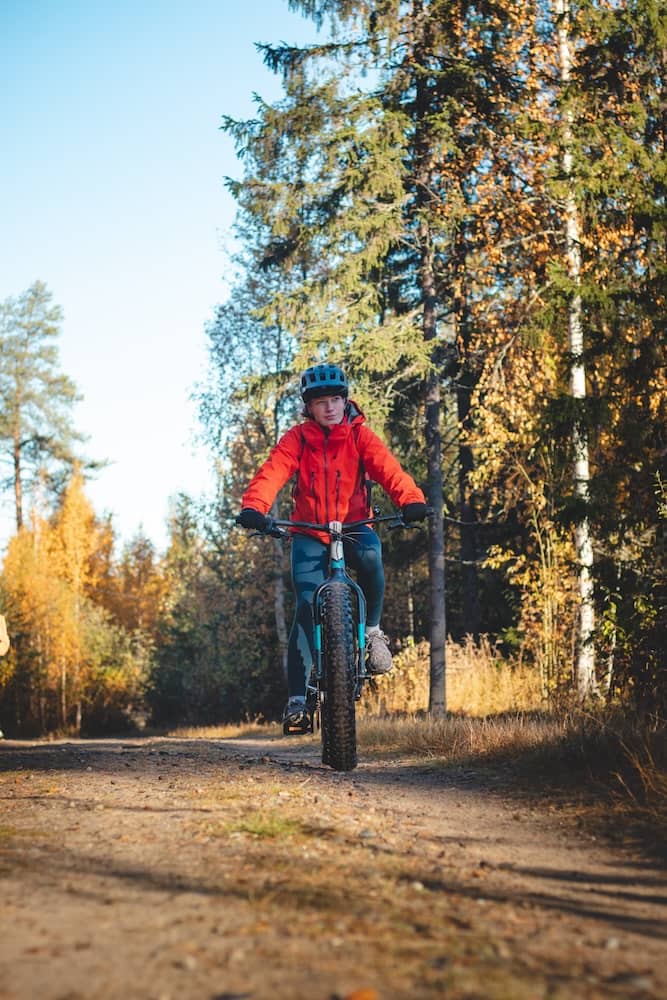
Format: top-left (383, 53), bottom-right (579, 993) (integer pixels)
top-left (300, 363), bottom-right (349, 402)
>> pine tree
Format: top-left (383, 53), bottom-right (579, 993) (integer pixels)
top-left (0, 281), bottom-right (84, 529)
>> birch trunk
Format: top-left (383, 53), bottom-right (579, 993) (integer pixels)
top-left (556, 0), bottom-right (597, 699)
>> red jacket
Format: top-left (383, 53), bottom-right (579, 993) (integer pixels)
top-left (241, 402), bottom-right (426, 541)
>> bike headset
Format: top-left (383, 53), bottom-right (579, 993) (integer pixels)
top-left (300, 364), bottom-right (349, 403)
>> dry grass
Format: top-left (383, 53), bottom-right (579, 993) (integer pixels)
top-left (358, 637), bottom-right (542, 719)
top-left (165, 719), bottom-right (281, 740)
top-left (608, 733), bottom-right (667, 853)
top-left (356, 711), bottom-right (564, 761)
top-left (162, 641), bottom-right (665, 856)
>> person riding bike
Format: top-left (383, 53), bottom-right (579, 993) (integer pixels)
top-left (237, 362), bottom-right (428, 734)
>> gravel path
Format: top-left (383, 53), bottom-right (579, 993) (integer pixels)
top-left (1, 734), bottom-right (665, 1000)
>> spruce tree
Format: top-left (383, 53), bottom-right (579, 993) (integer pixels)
top-left (222, 0), bottom-right (533, 712)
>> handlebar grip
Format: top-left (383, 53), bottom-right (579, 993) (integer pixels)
top-left (263, 517), bottom-right (288, 539)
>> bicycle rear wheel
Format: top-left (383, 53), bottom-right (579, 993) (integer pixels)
top-left (320, 582), bottom-right (357, 771)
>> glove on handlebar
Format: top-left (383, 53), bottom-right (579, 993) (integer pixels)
top-left (237, 508), bottom-right (269, 532)
top-left (401, 502), bottom-right (428, 524)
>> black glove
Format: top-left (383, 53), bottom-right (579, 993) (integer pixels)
top-left (237, 508), bottom-right (269, 532)
top-left (401, 502), bottom-right (428, 524)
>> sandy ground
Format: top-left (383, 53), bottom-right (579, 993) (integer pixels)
top-left (0, 733), bottom-right (665, 1000)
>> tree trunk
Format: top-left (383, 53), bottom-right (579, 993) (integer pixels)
top-left (556, 0), bottom-right (597, 699)
top-left (420, 215), bottom-right (447, 715)
top-left (413, 2), bottom-right (447, 715)
top-left (407, 562), bottom-right (415, 642)
top-left (13, 438), bottom-right (23, 530)
top-left (454, 229), bottom-right (481, 641)
top-left (270, 499), bottom-right (289, 682)
top-left (425, 366), bottom-right (447, 716)
top-left (456, 375), bottom-right (481, 642)
top-left (60, 660), bottom-right (67, 729)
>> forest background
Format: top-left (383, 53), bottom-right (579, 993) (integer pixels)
top-left (0, 1), bottom-right (664, 754)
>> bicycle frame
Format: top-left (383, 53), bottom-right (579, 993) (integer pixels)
top-left (311, 520), bottom-right (368, 696)
top-left (261, 513), bottom-right (405, 696)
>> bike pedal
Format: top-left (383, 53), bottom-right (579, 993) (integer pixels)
top-left (282, 716), bottom-right (313, 736)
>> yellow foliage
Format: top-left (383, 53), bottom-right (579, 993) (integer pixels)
top-left (0, 470), bottom-right (153, 734)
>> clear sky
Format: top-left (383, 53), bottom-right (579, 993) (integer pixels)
top-left (1, 0), bottom-right (318, 554)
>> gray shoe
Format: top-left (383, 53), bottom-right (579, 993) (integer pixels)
top-left (282, 696), bottom-right (311, 734)
top-left (366, 629), bottom-right (393, 674)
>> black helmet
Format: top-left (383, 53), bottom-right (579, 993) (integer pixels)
top-left (300, 363), bottom-right (349, 402)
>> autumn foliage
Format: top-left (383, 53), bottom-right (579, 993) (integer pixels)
top-left (0, 473), bottom-right (164, 736)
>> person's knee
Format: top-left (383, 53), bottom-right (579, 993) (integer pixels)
top-left (357, 545), bottom-right (383, 579)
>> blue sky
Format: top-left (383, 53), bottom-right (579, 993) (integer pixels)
top-left (1, 0), bottom-right (318, 553)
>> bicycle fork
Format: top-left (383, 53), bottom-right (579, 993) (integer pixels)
top-left (311, 521), bottom-right (369, 702)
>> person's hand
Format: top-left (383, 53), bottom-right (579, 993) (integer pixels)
top-left (236, 508), bottom-right (269, 531)
top-left (401, 502), bottom-right (428, 524)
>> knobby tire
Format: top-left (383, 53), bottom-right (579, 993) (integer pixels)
top-left (320, 583), bottom-right (357, 772)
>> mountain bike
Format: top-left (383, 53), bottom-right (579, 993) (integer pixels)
top-left (242, 511), bottom-right (427, 772)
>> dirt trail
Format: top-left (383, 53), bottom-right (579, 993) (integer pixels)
top-left (0, 734), bottom-right (665, 1000)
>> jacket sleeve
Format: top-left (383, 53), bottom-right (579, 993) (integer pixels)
top-left (356, 426), bottom-right (426, 507)
top-left (240, 426), bottom-right (303, 514)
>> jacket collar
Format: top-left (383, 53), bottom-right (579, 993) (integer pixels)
top-left (301, 399), bottom-right (365, 441)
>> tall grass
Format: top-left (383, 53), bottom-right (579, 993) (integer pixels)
top-left (356, 712), bottom-right (568, 768)
top-left (358, 637), bottom-right (542, 718)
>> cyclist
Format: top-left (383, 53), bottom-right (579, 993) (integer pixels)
top-left (237, 362), bottom-right (428, 734)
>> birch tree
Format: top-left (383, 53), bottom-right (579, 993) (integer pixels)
top-left (556, 0), bottom-right (597, 698)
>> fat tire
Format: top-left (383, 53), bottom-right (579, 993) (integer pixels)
top-left (320, 582), bottom-right (357, 771)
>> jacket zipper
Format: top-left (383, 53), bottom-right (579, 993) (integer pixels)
top-left (310, 471), bottom-right (319, 522)
top-left (323, 437), bottom-right (330, 523)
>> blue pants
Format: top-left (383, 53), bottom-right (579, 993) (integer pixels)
top-left (287, 526), bottom-right (384, 697)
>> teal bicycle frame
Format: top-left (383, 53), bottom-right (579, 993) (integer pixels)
top-left (261, 512), bottom-right (406, 701)
top-left (310, 519), bottom-right (368, 698)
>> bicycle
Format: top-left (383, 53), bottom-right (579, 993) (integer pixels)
top-left (238, 510), bottom-right (429, 772)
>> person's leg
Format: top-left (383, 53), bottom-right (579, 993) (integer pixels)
top-left (344, 524), bottom-right (384, 626)
top-left (286, 532), bottom-right (328, 700)
top-left (344, 525), bottom-right (392, 674)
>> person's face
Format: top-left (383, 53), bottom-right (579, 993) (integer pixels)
top-left (308, 394), bottom-right (346, 428)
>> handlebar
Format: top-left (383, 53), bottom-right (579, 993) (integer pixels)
top-left (235, 508), bottom-right (434, 540)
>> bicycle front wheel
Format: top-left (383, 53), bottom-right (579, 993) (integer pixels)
top-left (320, 582), bottom-right (357, 772)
